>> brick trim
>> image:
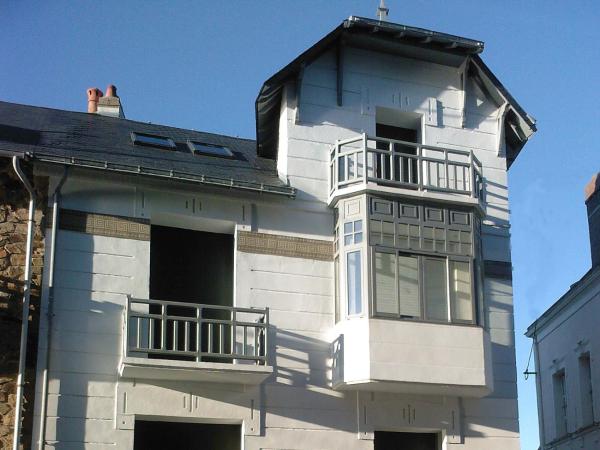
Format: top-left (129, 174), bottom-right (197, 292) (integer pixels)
top-left (237, 231), bottom-right (333, 261)
top-left (59, 209), bottom-right (150, 241)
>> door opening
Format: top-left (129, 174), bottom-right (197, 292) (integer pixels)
top-left (374, 431), bottom-right (439, 450)
top-left (134, 421), bottom-right (241, 450)
top-left (149, 225), bottom-right (234, 361)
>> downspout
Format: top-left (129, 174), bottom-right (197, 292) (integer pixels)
top-left (533, 331), bottom-right (547, 449)
top-left (11, 156), bottom-right (36, 450)
top-left (36, 168), bottom-right (68, 450)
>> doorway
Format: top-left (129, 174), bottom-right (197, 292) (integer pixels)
top-left (149, 225), bottom-right (234, 361)
top-left (374, 431), bottom-right (438, 450)
top-left (134, 421), bottom-right (241, 450)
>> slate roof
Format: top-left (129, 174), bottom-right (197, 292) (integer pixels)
top-left (0, 101), bottom-right (295, 197)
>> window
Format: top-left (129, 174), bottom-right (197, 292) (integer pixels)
top-left (373, 249), bottom-right (473, 323)
top-left (553, 370), bottom-right (568, 438)
top-left (187, 140), bottom-right (234, 158)
top-left (346, 250), bottom-right (362, 315)
top-left (344, 220), bottom-right (363, 245)
top-left (579, 353), bottom-right (594, 427)
top-left (369, 197), bottom-right (478, 324)
top-left (131, 132), bottom-right (176, 149)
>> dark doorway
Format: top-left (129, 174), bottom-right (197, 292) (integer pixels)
top-left (375, 123), bottom-right (419, 184)
top-left (150, 225), bottom-right (233, 306)
top-left (149, 225), bottom-right (234, 361)
top-left (374, 431), bottom-right (438, 450)
top-left (134, 421), bottom-right (241, 450)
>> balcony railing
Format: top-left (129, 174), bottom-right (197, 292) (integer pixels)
top-left (124, 297), bottom-right (269, 366)
top-left (329, 134), bottom-right (484, 201)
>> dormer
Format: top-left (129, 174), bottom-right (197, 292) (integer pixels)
top-left (255, 16), bottom-right (536, 205)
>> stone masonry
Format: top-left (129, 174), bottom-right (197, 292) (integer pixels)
top-left (0, 158), bottom-right (48, 450)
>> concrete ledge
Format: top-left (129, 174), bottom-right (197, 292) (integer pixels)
top-left (119, 357), bottom-right (273, 384)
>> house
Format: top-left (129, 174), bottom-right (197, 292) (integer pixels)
top-left (0, 14), bottom-right (535, 450)
top-left (525, 174), bottom-right (600, 450)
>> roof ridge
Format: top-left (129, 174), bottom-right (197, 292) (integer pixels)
top-left (0, 100), bottom-right (256, 143)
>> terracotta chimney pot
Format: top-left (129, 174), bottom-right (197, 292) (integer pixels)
top-left (105, 84), bottom-right (118, 98)
top-left (87, 87), bottom-right (103, 113)
top-left (585, 173), bottom-right (600, 202)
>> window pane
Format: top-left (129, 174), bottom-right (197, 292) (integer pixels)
top-left (424, 258), bottom-right (448, 321)
top-left (346, 251), bottom-right (362, 315)
top-left (450, 261), bottom-right (473, 322)
top-left (374, 252), bottom-right (397, 315)
top-left (334, 257), bottom-right (340, 323)
top-left (398, 255), bottom-right (420, 318)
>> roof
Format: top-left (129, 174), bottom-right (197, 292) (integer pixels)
top-left (525, 265), bottom-right (600, 337)
top-left (255, 16), bottom-right (535, 164)
top-left (0, 101), bottom-right (295, 197)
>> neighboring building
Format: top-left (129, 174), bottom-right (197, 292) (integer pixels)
top-left (526, 174), bottom-right (600, 450)
top-left (0, 15), bottom-right (535, 450)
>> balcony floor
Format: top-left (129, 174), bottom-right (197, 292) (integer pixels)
top-left (119, 356), bottom-right (273, 384)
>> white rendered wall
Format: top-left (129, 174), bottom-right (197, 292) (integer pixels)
top-left (534, 275), bottom-right (600, 449)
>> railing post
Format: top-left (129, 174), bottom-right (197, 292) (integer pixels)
top-left (161, 302), bottom-right (167, 352)
top-left (469, 151), bottom-right (476, 198)
top-left (232, 308), bottom-right (236, 359)
top-left (196, 306), bottom-right (201, 362)
top-left (264, 308), bottom-right (269, 366)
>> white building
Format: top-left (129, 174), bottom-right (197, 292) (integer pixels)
top-left (526, 174), bottom-right (600, 450)
top-left (0, 15), bottom-right (536, 450)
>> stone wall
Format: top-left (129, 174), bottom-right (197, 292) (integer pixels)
top-left (0, 158), bottom-right (48, 450)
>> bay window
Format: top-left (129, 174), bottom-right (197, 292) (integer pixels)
top-left (369, 197), bottom-right (479, 325)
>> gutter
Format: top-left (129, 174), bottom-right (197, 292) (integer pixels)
top-left (36, 167), bottom-right (68, 450)
top-left (11, 156), bottom-right (36, 450)
top-left (32, 153), bottom-right (296, 198)
top-left (533, 329), bottom-right (547, 448)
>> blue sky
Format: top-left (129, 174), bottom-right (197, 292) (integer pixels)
top-left (2, 1), bottom-right (600, 448)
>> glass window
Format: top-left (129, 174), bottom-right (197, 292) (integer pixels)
top-left (344, 220), bottom-right (363, 246)
top-left (553, 371), bottom-right (568, 438)
top-left (374, 251), bottom-right (397, 315)
top-left (579, 354), bottom-right (594, 427)
top-left (187, 141), bottom-right (233, 158)
top-left (424, 258), bottom-right (448, 321)
top-left (131, 132), bottom-right (176, 149)
top-left (346, 251), bottom-right (362, 315)
top-left (334, 256), bottom-right (340, 323)
top-left (398, 255), bottom-right (420, 318)
top-left (450, 261), bottom-right (473, 322)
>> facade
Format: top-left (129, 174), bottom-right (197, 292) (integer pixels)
top-left (526, 175), bottom-right (600, 450)
top-left (0, 16), bottom-right (536, 450)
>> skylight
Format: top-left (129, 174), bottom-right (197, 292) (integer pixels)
top-left (131, 132), bottom-right (176, 149)
top-left (187, 140), bottom-right (234, 158)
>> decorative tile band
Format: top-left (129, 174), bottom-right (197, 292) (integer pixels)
top-left (237, 231), bottom-right (333, 261)
top-left (484, 260), bottom-right (512, 280)
top-left (59, 209), bottom-right (150, 241)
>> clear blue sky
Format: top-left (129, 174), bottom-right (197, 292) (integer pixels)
top-left (2, 1), bottom-right (600, 449)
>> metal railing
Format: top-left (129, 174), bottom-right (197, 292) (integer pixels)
top-left (329, 134), bottom-right (484, 200)
top-left (124, 297), bottom-right (269, 365)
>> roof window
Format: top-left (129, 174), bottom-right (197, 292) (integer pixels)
top-left (187, 140), bottom-right (233, 158)
top-left (131, 132), bottom-right (176, 150)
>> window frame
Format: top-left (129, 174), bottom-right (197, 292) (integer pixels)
top-left (343, 219), bottom-right (364, 318)
top-left (371, 246), bottom-right (476, 325)
top-left (187, 140), bottom-right (234, 159)
top-left (131, 132), bottom-right (176, 150)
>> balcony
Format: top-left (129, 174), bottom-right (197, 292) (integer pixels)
top-left (329, 134), bottom-right (484, 206)
top-left (119, 297), bottom-right (272, 384)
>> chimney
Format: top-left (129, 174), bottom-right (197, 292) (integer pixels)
top-left (97, 84), bottom-right (125, 118)
top-left (86, 85), bottom-right (125, 118)
top-left (585, 173), bottom-right (600, 268)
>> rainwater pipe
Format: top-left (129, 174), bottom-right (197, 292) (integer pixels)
top-left (11, 156), bottom-right (36, 450)
top-left (36, 167), bottom-right (68, 450)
